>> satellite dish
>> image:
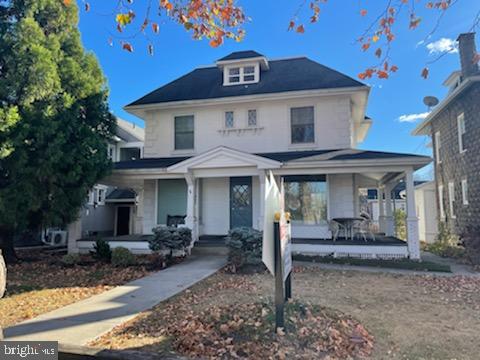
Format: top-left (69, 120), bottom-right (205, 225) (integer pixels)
top-left (423, 96), bottom-right (439, 108)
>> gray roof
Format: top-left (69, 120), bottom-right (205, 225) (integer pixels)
top-left (127, 56), bottom-right (365, 107)
top-left (114, 149), bottom-right (429, 170)
top-left (218, 50), bottom-right (265, 61)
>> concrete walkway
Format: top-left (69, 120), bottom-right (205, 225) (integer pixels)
top-left (4, 255), bottom-right (226, 344)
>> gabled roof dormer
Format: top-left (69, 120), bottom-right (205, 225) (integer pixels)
top-left (216, 51), bottom-right (269, 86)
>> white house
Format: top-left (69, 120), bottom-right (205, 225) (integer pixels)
top-left (72, 51), bottom-right (431, 259)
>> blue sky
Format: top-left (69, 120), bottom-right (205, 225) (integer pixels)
top-left (78, 0), bottom-right (477, 175)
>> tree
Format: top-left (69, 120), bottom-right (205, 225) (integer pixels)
top-left (0, 0), bottom-right (116, 262)
top-left (76, 0), bottom-right (480, 79)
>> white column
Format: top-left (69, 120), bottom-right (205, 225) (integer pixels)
top-left (384, 183), bottom-right (395, 236)
top-left (184, 173), bottom-right (197, 244)
top-left (405, 169), bottom-right (420, 260)
top-left (67, 214), bottom-right (82, 254)
top-left (258, 170), bottom-right (266, 229)
top-left (378, 186), bottom-right (386, 233)
top-left (194, 178), bottom-right (201, 241)
top-left (132, 184), bottom-right (145, 235)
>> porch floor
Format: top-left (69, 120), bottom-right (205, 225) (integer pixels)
top-left (292, 236), bottom-right (406, 246)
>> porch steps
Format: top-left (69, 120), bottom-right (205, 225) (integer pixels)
top-left (192, 235), bottom-right (228, 255)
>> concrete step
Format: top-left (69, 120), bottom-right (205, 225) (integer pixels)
top-left (192, 245), bottom-right (229, 256)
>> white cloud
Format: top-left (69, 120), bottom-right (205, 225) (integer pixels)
top-left (398, 112), bottom-right (430, 123)
top-left (426, 38), bottom-right (458, 54)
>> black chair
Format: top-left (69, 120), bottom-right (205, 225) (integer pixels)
top-left (167, 215), bottom-right (186, 227)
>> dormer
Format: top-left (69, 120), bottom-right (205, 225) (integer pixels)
top-left (443, 70), bottom-right (462, 93)
top-left (216, 51), bottom-right (269, 86)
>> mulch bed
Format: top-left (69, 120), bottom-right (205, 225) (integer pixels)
top-left (0, 250), bottom-right (151, 328)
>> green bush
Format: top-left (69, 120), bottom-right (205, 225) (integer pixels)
top-left (61, 253), bottom-right (81, 267)
top-left (425, 222), bottom-right (464, 259)
top-left (92, 238), bottom-right (112, 262)
top-left (149, 226), bottom-right (192, 258)
top-left (111, 247), bottom-right (136, 267)
top-left (394, 209), bottom-right (406, 240)
top-left (460, 226), bottom-right (480, 265)
top-left (225, 227), bottom-right (263, 272)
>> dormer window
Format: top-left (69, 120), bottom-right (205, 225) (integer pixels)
top-left (223, 64), bottom-right (260, 86)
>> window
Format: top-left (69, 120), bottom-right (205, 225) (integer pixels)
top-left (438, 185), bottom-right (445, 220)
top-left (291, 106), bottom-right (315, 144)
top-left (225, 111), bottom-right (234, 128)
top-left (284, 175), bottom-right (327, 225)
top-left (96, 188), bottom-right (105, 206)
top-left (461, 179), bottom-right (469, 205)
top-left (174, 115), bottom-right (194, 150)
top-left (248, 109), bottom-right (257, 126)
top-left (435, 131), bottom-right (441, 164)
top-left (224, 65), bottom-right (259, 85)
top-left (457, 112), bottom-right (466, 153)
top-left (87, 190), bottom-right (95, 205)
top-left (120, 147), bottom-right (141, 161)
top-left (448, 182), bottom-right (456, 219)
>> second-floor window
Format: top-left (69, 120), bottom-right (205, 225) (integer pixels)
top-left (457, 112), bottom-right (466, 153)
top-left (448, 181), bottom-right (455, 219)
top-left (438, 185), bottom-right (445, 220)
top-left (225, 111), bottom-right (234, 128)
top-left (291, 106), bottom-right (315, 144)
top-left (248, 109), bottom-right (257, 126)
top-left (434, 131), bottom-right (441, 164)
top-left (461, 179), bottom-right (469, 205)
top-left (174, 115), bottom-right (194, 150)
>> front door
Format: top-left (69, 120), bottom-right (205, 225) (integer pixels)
top-left (116, 206), bottom-right (131, 236)
top-left (230, 177), bottom-right (253, 229)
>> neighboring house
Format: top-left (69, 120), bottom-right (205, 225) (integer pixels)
top-left (413, 33), bottom-right (480, 238)
top-left (71, 51), bottom-right (430, 258)
top-left (75, 118), bottom-right (144, 240)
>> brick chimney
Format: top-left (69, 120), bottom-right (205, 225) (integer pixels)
top-left (457, 32), bottom-right (479, 78)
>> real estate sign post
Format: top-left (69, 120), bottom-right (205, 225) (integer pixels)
top-left (263, 172), bottom-right (293, 331)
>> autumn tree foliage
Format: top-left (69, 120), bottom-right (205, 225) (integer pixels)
top-left (0, 0), bottom-right (115, 262)
top-left (74, 0), bottom-right (480, 79)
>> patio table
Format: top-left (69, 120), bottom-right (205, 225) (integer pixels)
top-left (332, 217), bottom-right (364, 241)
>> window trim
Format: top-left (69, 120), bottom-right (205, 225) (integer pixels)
top-left (290, 106), bottom-right (316, 145)
top-left (461, 178), bottom-right (469, 205)
top-left (438, 185), bottom-right (445, 220)
top-left (457, 112), bottom-right (466, 153)
top-left (434, 131), bottom-right (441, 164)
top-left (448, 181), bottom-right (456, 219)
top-left (173, 114), bottom-right (195, 151)
top-left (96, 187), bottom-right (106, 206)
top-left (224, 111), bottom-right (235, 128)
top-left (223, 63), bottom-right (260, 86)
top-left (247, 109), bottom-right (257, 127)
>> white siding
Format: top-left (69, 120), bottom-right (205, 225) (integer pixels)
top-left (143, 95), bottom-right (353, 158)
top-left (143, 179), bottom-right (156, 234)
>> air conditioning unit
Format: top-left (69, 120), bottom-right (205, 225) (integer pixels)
top-left (43, 230), bottom-right (67, 247)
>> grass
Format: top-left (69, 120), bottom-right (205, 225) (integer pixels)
top-left (293, 254), bottom-right (452, 272)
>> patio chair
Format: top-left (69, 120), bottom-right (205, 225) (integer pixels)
top-left (353, 219), bottom-right (376, 242)
top-left (329, 220), bottom-right (346, 242)
top-left (167, 215), bottom-right (186, 228)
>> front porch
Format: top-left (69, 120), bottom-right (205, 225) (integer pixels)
top-left (91, 146), bottom-right (431, 260)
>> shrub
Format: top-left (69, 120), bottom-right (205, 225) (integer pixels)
top-left (149, 226), bottom-right (192, 259)
top-left (225, 227), bottom-right (263, 272)
top-left (61, 253), bottom-right (81, 267)
top-left (394, 209), bottom-right (406, 240)
top-left (460, 226), bottom-right (480, 265)
top-left (425, 222), bottom-right (464, 259)
top-left (111, 247), bottom-right (136, 267)
top-left (92, 238), bottom-right (112, 262)
top-left (145, 253), bottom-right (167, 270)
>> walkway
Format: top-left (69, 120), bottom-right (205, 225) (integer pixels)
top-left (4, 255), bottom-right (226, 345)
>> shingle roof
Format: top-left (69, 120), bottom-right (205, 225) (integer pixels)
top-left (126, 57), bottom-right (365, 107)
top-left (217, 50), bottom-right (265, 61)
top-left (114, 149), bottom-right (428, 170)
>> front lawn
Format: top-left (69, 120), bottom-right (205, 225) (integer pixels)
top-left (91, 266), bottom-right (480, 359)
top-left (0, 250), bottom-right (151, 328)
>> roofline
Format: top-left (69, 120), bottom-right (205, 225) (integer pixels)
top-left (412, 75), bottom-right (480, 136)
top-left (442, 70), bottom-right (461, 86)
top-left (216, 56), bottom-right (270, 70)
top-left (124, 86), bottom-right (370, 113)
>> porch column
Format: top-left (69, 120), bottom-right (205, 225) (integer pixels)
top-left (405, 169), bottom-right (420, 260)
top-left (384, 183), bottom-right (395, 236)
top-left (132, 184), bottom-right (144, 235)
top-left (185, 173), bottom-right (198, 244)
top-left (258, 170), bottom-right (266, 229)
top-left (378, 186), bottom-right (386, 233)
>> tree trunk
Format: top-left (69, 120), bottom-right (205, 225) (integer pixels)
top-left (0, 228), bottom-right (18, 264)
top-left (0, 249), bottom-right (6, 298)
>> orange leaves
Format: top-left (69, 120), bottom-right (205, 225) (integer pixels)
top-left (152, 22), bottom-right (160, 34)
top-left (116, 12), bottom-right (135, 27)
top-left (122, 42), bottom-right (134, 53)
top-left (421, 67), bottom-right (430, 79)
top-left (63, 0), bottom-right (71, 6)
top-left (358, 64), bottom-right (399, 80)
top-left (296, 24), bottom-right (305, 33)
top-left (362, 43), bottom-right (370, 51)
top-left (360, 9), bottom-right (368, 16)
top-left (409, 16), bottom-right (422, 30)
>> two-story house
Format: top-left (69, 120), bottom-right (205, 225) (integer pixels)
top-left (72, 51), bottom-right (430, 259)
top-left (413, 33), bottom-right (480, 238)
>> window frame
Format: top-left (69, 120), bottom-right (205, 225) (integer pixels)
top-left (96, 187), bottom-right (106, 206)
top-left (223, 63), bottom-right (260, 86)
top-left (434, 131), bottom-right (441, 164)
top-left (247, 109), bottom-right (257, 127)
top-left (438, 185), bottom-right (445, 220)
top-left (174, 115), bottom-right (195, 151)
top-left (448, 181), bottom-right (456, 219)
top-left (457, 112), bottom-right (466, 153)
top-left (461, 178), bottom-right (469, 205)
top-left (290, 106), bottom-right (315, 144)
top-left (224, 111), bottom-right (235, 128)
